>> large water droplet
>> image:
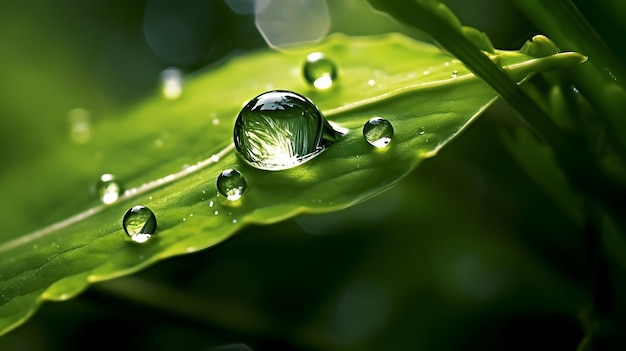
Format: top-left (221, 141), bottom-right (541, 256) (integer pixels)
top-left (98, 173), bottom-right (123, 204)
top-left (234, 90), bottom-right (342, 171)
top-left (363, 117), bottom-right (394, 148)
top-left (217, 169), bottom-right (247, 201)
top-left (122, 205), bottom-right (157, 243)
top-left (303, 52), bottom-right (337, 90)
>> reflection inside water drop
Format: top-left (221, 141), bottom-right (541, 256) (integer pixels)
top-left (122, 205), bottom-right (157, 243)
top-left (363, 117), bottom-right (394, 148)
top-left (303, 52), bottom-right (337, 90)
top-left (217, 169), bottom-right (247, 201)
top-left (234, 90), bottom-right (343, 171)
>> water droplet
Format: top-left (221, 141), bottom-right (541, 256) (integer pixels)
top-left (97, 174), bottom-right (122, 204)
top-left (234, 90), bottom-right (343, 171)
top-left (303, 52), bottom-right (337, 90)
top-left (217, 169), bottom-right (247, 201)
top-left (210, 154), bottom-right (220, 162)
top-left (68, 108), bottom-right (92, 144)
top-left (451, 70), bottom-right (458, 78)
top-left (232, 219), bottom-right (238, 224)
top-left (367, 79), bottom-right (376, 86)
top-left (208, 200), bottom-right (214, 207)
top-left (363, 117), bottom-right (394, 148)
top-left (214, 210), bottom-right (219, 215)
top-left (182, 217), bottom-right (187, 222)
top-left (122, 205), bottom-right (157, 243)
top-left (160, 67), bottom-right (183, 100)
top-left (418, 127), bottom-right (426, 135)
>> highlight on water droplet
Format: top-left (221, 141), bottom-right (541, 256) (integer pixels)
top-left (303, 52), bottom-right (337, 90)
top-left (68, 108), bottom-right (92, 144)
top-left (97, 173), bottom-right (123, 204)
top-left (363, 117), bottom-right (394, 148)
top-left (160, 67), bottom-right (183, 100)
top-left (234, 90), bottom-right (343, 171)
top-left (122, 205), bottom-right (157, 243)
top-left (451, 70), bottom-right (458, 78)
top-left (217, 169), bottom-right (247, 201)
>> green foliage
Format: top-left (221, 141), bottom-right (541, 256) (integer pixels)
top-left (0, 33), bottom-right (584, 337)
top-left (1, 0), bottom-right (625, 349)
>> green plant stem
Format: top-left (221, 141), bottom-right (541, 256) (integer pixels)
top-left (514, 0), bottom-right (626, 161)
top-left (367, 0), bottom-right (626, 235)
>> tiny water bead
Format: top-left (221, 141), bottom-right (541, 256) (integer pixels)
top-left (97, 173), bottom-right (123, 204)
top-left (160, 67), bottom-right (183, 100)
top-left (234, 90), bottom-right (342, 171)
top-left (217, 169), bottom-right (247, 201)
top-left (122, 205), bottom-right (157, 243)
top-left (303, 52), bottom-right (337, 90)
top-left (363, 117), bottom-right (394, 148)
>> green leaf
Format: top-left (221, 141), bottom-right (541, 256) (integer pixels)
top-left (0, 33), bottom-right (585, 335)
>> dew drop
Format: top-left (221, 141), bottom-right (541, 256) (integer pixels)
top-left (122, 205), bottom-right (157, 243)
top-left (234, 90), bottom-right (343, 171)
top-left (363, 117), bottom-right (394, 148)
top-left (451, 70), bottom-right (458, 78)
top-left (217, 169), bottom-right (247, 201)
top-left (160, 67), bottom-right (183, 100)
top-left (303, 52), bottom-right (337, 90)
top-left (68, 108), bottom-right (92, 144)
top-left (367, 79), bottom-right (376, 86)
top-left (97, 173), bottom-right (122, 205)
top-left (214, 210), bottom-right (219, 215)
top-left (418, 127), bottom-right (426, 135)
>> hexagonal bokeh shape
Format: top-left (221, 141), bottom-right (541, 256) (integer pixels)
top-left (255, 0), bottom-right (330, 49)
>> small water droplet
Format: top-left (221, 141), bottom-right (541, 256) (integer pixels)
top-left (208, 200), bottom-right (214, 207)
top-left (68, 108), bottom-right (92, 144)
top-left (451, 70), bottom-right (458, 78)
top-left (210, 154), bottom-right (220, 162)
top-left (161, 67), bottom-right (183, 100)
top-left (303, 52), bottom-right (337, 90)
top-left (367, 79), bottom-right (376, 86)
top-left (232, 219), bottom-right (238, 224)
top-left (212, 118), bottom-right (220, 125)
top-left (234, 90), bottom-right (343, 171)
top-left (182, 217), bottom-right (187, 222)
top-left (418, 127), bottom-right (426, 135)
top-left (363, 117), bottom-right (394, 148)
top-left (214, 210), bottom-right (219, 215)
top-left (217, 169), bottom-right (247, 201)
top-left (97, 174), bottom-right (122, 205)
top-left (122, 205), bottom-right (157, 243)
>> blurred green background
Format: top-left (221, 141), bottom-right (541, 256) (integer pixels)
top-left (1, 0), bottom-right (625, 350)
